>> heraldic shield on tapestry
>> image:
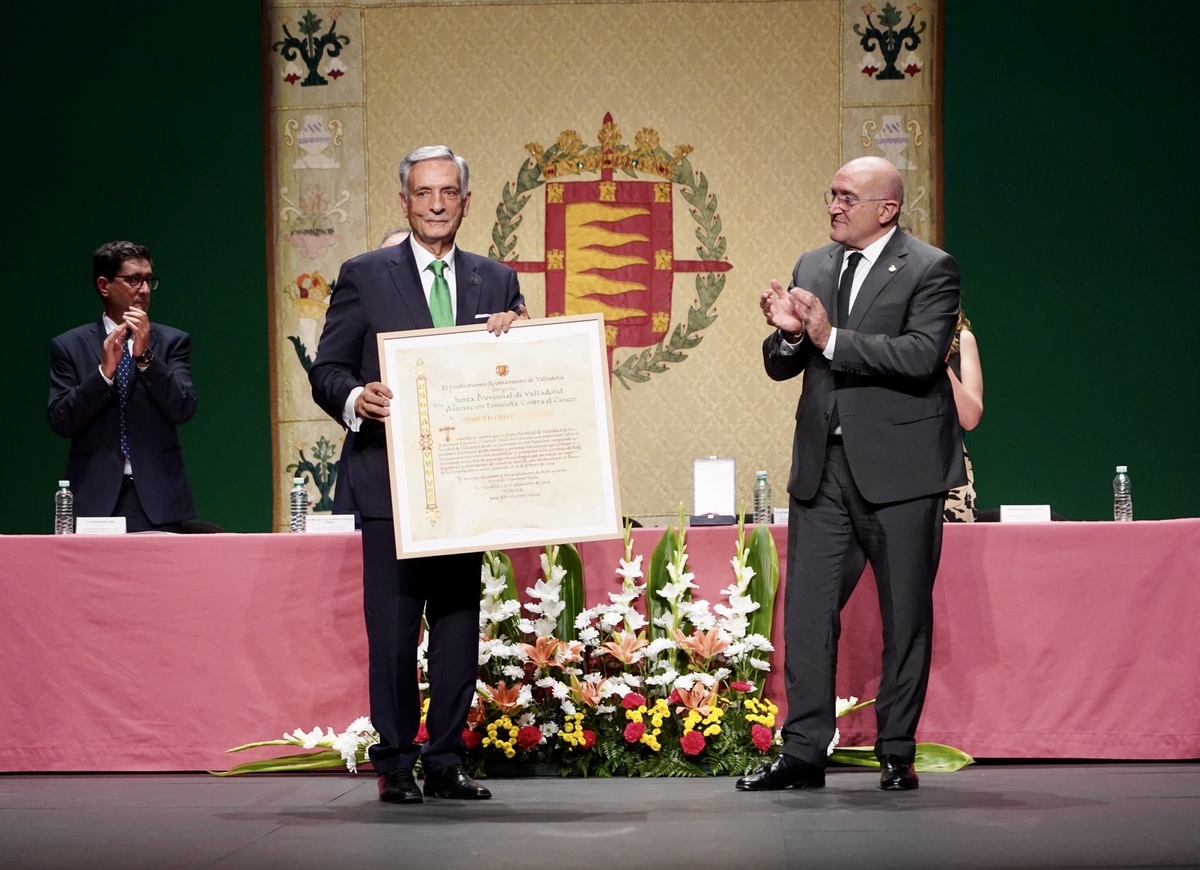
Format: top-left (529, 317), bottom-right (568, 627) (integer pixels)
top-left (491, 113), bottom-right (732, 389)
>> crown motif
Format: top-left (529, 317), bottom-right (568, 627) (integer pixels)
top-left (525, 112), bottom-right (694, 181)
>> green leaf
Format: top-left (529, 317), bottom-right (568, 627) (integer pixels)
top-left (913, 742), bottom-right (975, 771)
top-left (828, 742), bottom-right (975, 772)
top-left (209, 748), bottom-right (351, 776)
top-left (745, 524), bottom-right (780, 641)
top-left (645, 526), bottom-right (679, 641)
top-left (554, 543), bottom-right (585, 642)
top-left (224, 739), bottom-right (297, 753)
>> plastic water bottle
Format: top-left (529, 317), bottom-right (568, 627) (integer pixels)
top-left (1113, 466), bottom-right (1132, 522)
top-left (753, 471), bottom-right (772, 525)
top-left (289, 477), bottom-right (308, 532)
top-left (54, 480), bottom-right (74, 535)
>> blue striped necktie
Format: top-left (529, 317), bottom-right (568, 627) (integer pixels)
top-left (116, 341), bottom-right (133, 458)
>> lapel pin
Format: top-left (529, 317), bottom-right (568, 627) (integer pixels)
top-left (888, 264), bottom-right (897, 272)
top-left (469, 276), bottom-right (478, 285)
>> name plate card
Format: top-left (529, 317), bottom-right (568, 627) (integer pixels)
top-left (378, 314), bottom-right (622, 558)
top-left (692, 457), bottom-right (736, 519)
top-left (304, 514), bottom-right (357, 533)
top-left (75, 517), bottom-right (128, 535)
top-left (1000, 504), bottom-right (1053, 523)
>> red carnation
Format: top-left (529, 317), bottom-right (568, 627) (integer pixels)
top-left (751, 724), bottom-right (773, 752)
top-left (414, 723), bottom-right (429, 744)
top-left (680, 730), bottom-right (706, 756)
top-left (623, 721), bottom-right (646, 743)
top-left (667, 689), bottom-right (681, 705)
top-left (517, 725), bottom-right (543, 751)
top-left (461, 728), bottom-right (482, 750)
top-left (622, 692), bottom-right (647, 710)
top-left (580, 729), bottom-right (597, 749)
top-left (731, 680), bottom-right (754, 693)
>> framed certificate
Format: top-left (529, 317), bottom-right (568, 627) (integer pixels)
top-left (378, 313), bottom-right (623, 558)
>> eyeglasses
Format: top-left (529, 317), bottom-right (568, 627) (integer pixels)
top-left (113, 273), bottom-right (160, 291)
top-left (823, 191), bottom-right (892, 211)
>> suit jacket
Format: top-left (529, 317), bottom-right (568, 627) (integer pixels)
top-left (48, 319), bottom-right (197, 523)
top-left (763, 230), bottom-right (967, 504)
top-left (310, 241), bottom-right (524, 519)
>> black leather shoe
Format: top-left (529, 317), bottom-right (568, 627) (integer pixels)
top-left (735, 754), bottom-right (826, 791)
top-left (377, 768), bottom-right (422, 803)
top-left (879, 755), bottom-right (919, 790)
top-left (423, 763), bottom-right (492, 799)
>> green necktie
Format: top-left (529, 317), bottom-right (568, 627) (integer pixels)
top-left (428, 260), bottom-right (453, 327)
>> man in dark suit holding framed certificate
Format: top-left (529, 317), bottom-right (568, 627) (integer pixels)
top-left (738, 157), bottom-right (965, 793)
top-left (310, 146), bottom-right (524, 804)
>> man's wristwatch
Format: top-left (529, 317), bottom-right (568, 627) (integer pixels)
top-left (135, 347), bottom-right (155, 366)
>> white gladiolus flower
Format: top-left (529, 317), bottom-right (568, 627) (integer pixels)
top-left (827, 727), bottom-right (841, 755)
top-left (481, 575), bottom-right (508, 597)
top-left (541, 598), bottom-right (566, 620)
top-left (616, 555), bottom-right (643, 582)
top-left (835, 696), bottom-right (860, 717)
top-left (526, 578), bottom-right (560, 601)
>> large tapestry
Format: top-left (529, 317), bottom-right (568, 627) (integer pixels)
top-left (265, 0), bottom-right (942, 528)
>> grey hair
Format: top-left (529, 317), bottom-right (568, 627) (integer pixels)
top-left (397, 145), bottom-right (469, 197)
top-left (378, 226), bottom-right (410, 248)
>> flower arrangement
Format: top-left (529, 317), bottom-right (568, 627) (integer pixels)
top-left (459, 513), bottom-right (786, 776)
top-left (215, 515), bottom-right (972, 777)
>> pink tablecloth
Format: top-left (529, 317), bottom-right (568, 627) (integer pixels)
top-left (2, 520), bottom-right (1197, 771)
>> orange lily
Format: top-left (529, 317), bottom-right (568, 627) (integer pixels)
top-left (673, 683), bottom-right (720, 717)
top-left (481, 680), bottom-right (524, 713)
top-left (597, 631), bottom-right (649, 664)
top-left (673, 627), bottom-right (730, 663)
top-left (517, 636), bottom-right (562, 669)
top-left (558, 640), bottom-right (585, 666)
top-left (570, 675), bottom-right (607, 709)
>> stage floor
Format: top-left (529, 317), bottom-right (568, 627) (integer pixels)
top-left (2, 763), bottom-right (1197, 869)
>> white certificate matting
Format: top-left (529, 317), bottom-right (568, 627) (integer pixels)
top-left (378, 313), bottom-right (622, 558)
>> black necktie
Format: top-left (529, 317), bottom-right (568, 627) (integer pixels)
top-left (837, 251), bottom-right (863, 328)
top-left (830, 251), bottom-right (863, 437)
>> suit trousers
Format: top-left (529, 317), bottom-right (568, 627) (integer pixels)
top-left (114, 474), bottom-right (181, 533)
top-left (361, 519), bottom-right (481, 775)
top-left (781, 443), bottom-right (944, 766)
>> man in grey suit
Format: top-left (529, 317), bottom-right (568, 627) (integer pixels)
top-left (48, 241), bottom-right (197, 532)
top-left (310, 146), bottom-right (524, 804)
top-left (737, 157), bottom-right (965, 793)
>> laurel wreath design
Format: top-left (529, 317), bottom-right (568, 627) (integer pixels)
top-left (489, 145), bottom-right (727, 390)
